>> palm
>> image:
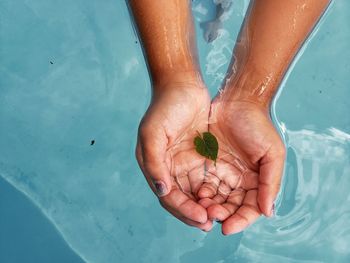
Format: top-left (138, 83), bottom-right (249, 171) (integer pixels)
top-left (197, 100), bottom-right (285, 235)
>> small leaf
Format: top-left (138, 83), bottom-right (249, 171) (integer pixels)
top-left (202, 132), bottom-right (218, 161)
top-left (194, 131), bottom-right (219, 165)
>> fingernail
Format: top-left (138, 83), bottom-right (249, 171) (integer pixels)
top-left (153, 180), bottom-right (167, 197)
top-left (270, 203), bottom-right (275, 217)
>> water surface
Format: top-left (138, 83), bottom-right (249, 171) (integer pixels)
top-left (0, 0), bottom-right (349, 262)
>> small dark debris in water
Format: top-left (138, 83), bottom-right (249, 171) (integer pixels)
top-left (50, 61), bottom-right (54, 64)
top-left (90, 140), bottom-right (95, 145)
top-left (135, 40), bottom-right (138, 44)
top-left (319, 90), bottom-right (322, 94)
top-left (128, 226), bottom-right (134, 236)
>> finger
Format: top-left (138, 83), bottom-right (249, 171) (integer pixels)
top-left (198, 197), bottom-right (217, 208)
top-left (207, 189), bottom-right (245, 221)
top-left (160, 188), bottom-right (208, 224)
top-left (182, 218), bottom-right (213, 232)
top-left (139, 127), bottom-right (172, 197)
top-left (239, 170), bottom-right (259, 190)
top-left (257, 147), bottom-right (286, 217)
top-left (179, 216), bottom-right (213, 232)
top-left (212, 156), bottom-right (243, 190)
top-left (164, 204), bottom-right (213, 231)
top-left (170, 148), bottom-right (205, 198)
top-left (197, 173), bottom-right (220, 198)
top-left (208, 203), bottom-right (237, 222)
top-left (212, 194), bottom-right (226, 204)
top-left (174, 161), bottom-right (205, 200)
top-left (221, 189), bottom-right (261, 235)
top-left (187, 164), bottom-right (206, 198)
top-left (211, 181), bottom-right (230, 204)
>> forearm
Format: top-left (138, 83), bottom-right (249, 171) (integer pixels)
top-left (129, 0), bottom-right (200, 88)
top-left (222, 0), bottom-right (330, 108)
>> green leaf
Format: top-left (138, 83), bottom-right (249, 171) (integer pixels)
top-left (194, 131), bottom-right (219, 165)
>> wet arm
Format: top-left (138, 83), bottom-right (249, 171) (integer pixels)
top-left (129, 0), bottom-right (200, 89)
top-left (222, 0), bottom-right (331, 108)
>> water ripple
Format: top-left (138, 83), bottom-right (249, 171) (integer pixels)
top-left (235, 127), bottom-right (350, 262)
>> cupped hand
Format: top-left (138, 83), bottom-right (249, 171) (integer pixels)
top-left (198, 99), bottom-right (286, 235)
top-left (136, 72), bottom-right (213, 231)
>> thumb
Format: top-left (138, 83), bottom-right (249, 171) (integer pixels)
top-left (138, 128), bottom-right (172, 197)
top-left (257, 145), bottom-right (286, 217)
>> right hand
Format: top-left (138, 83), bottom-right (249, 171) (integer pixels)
top-left (136, 72), bottom-right (213, 231)
top-left (198, 99), bottom-right (286, 235)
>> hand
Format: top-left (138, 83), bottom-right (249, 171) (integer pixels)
top-left (198, 99), bottom-right (286, 235)
top-left (136, 72), bottom-right (213, 231)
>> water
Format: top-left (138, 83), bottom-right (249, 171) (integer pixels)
top-left (0, 176), bottom-right (85, 263)
top-left (0, 0), bottom-right (349, 262)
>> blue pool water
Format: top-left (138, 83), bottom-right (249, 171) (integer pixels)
top-left (0, 176), bottom-right (85, 262)
top-left (0, 0), bottom-right (349, 262)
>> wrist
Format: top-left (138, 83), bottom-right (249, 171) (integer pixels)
top-left (152, 69), bottom-right (205, 96)
top-left (220, 63), bottom-right (280, 110)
